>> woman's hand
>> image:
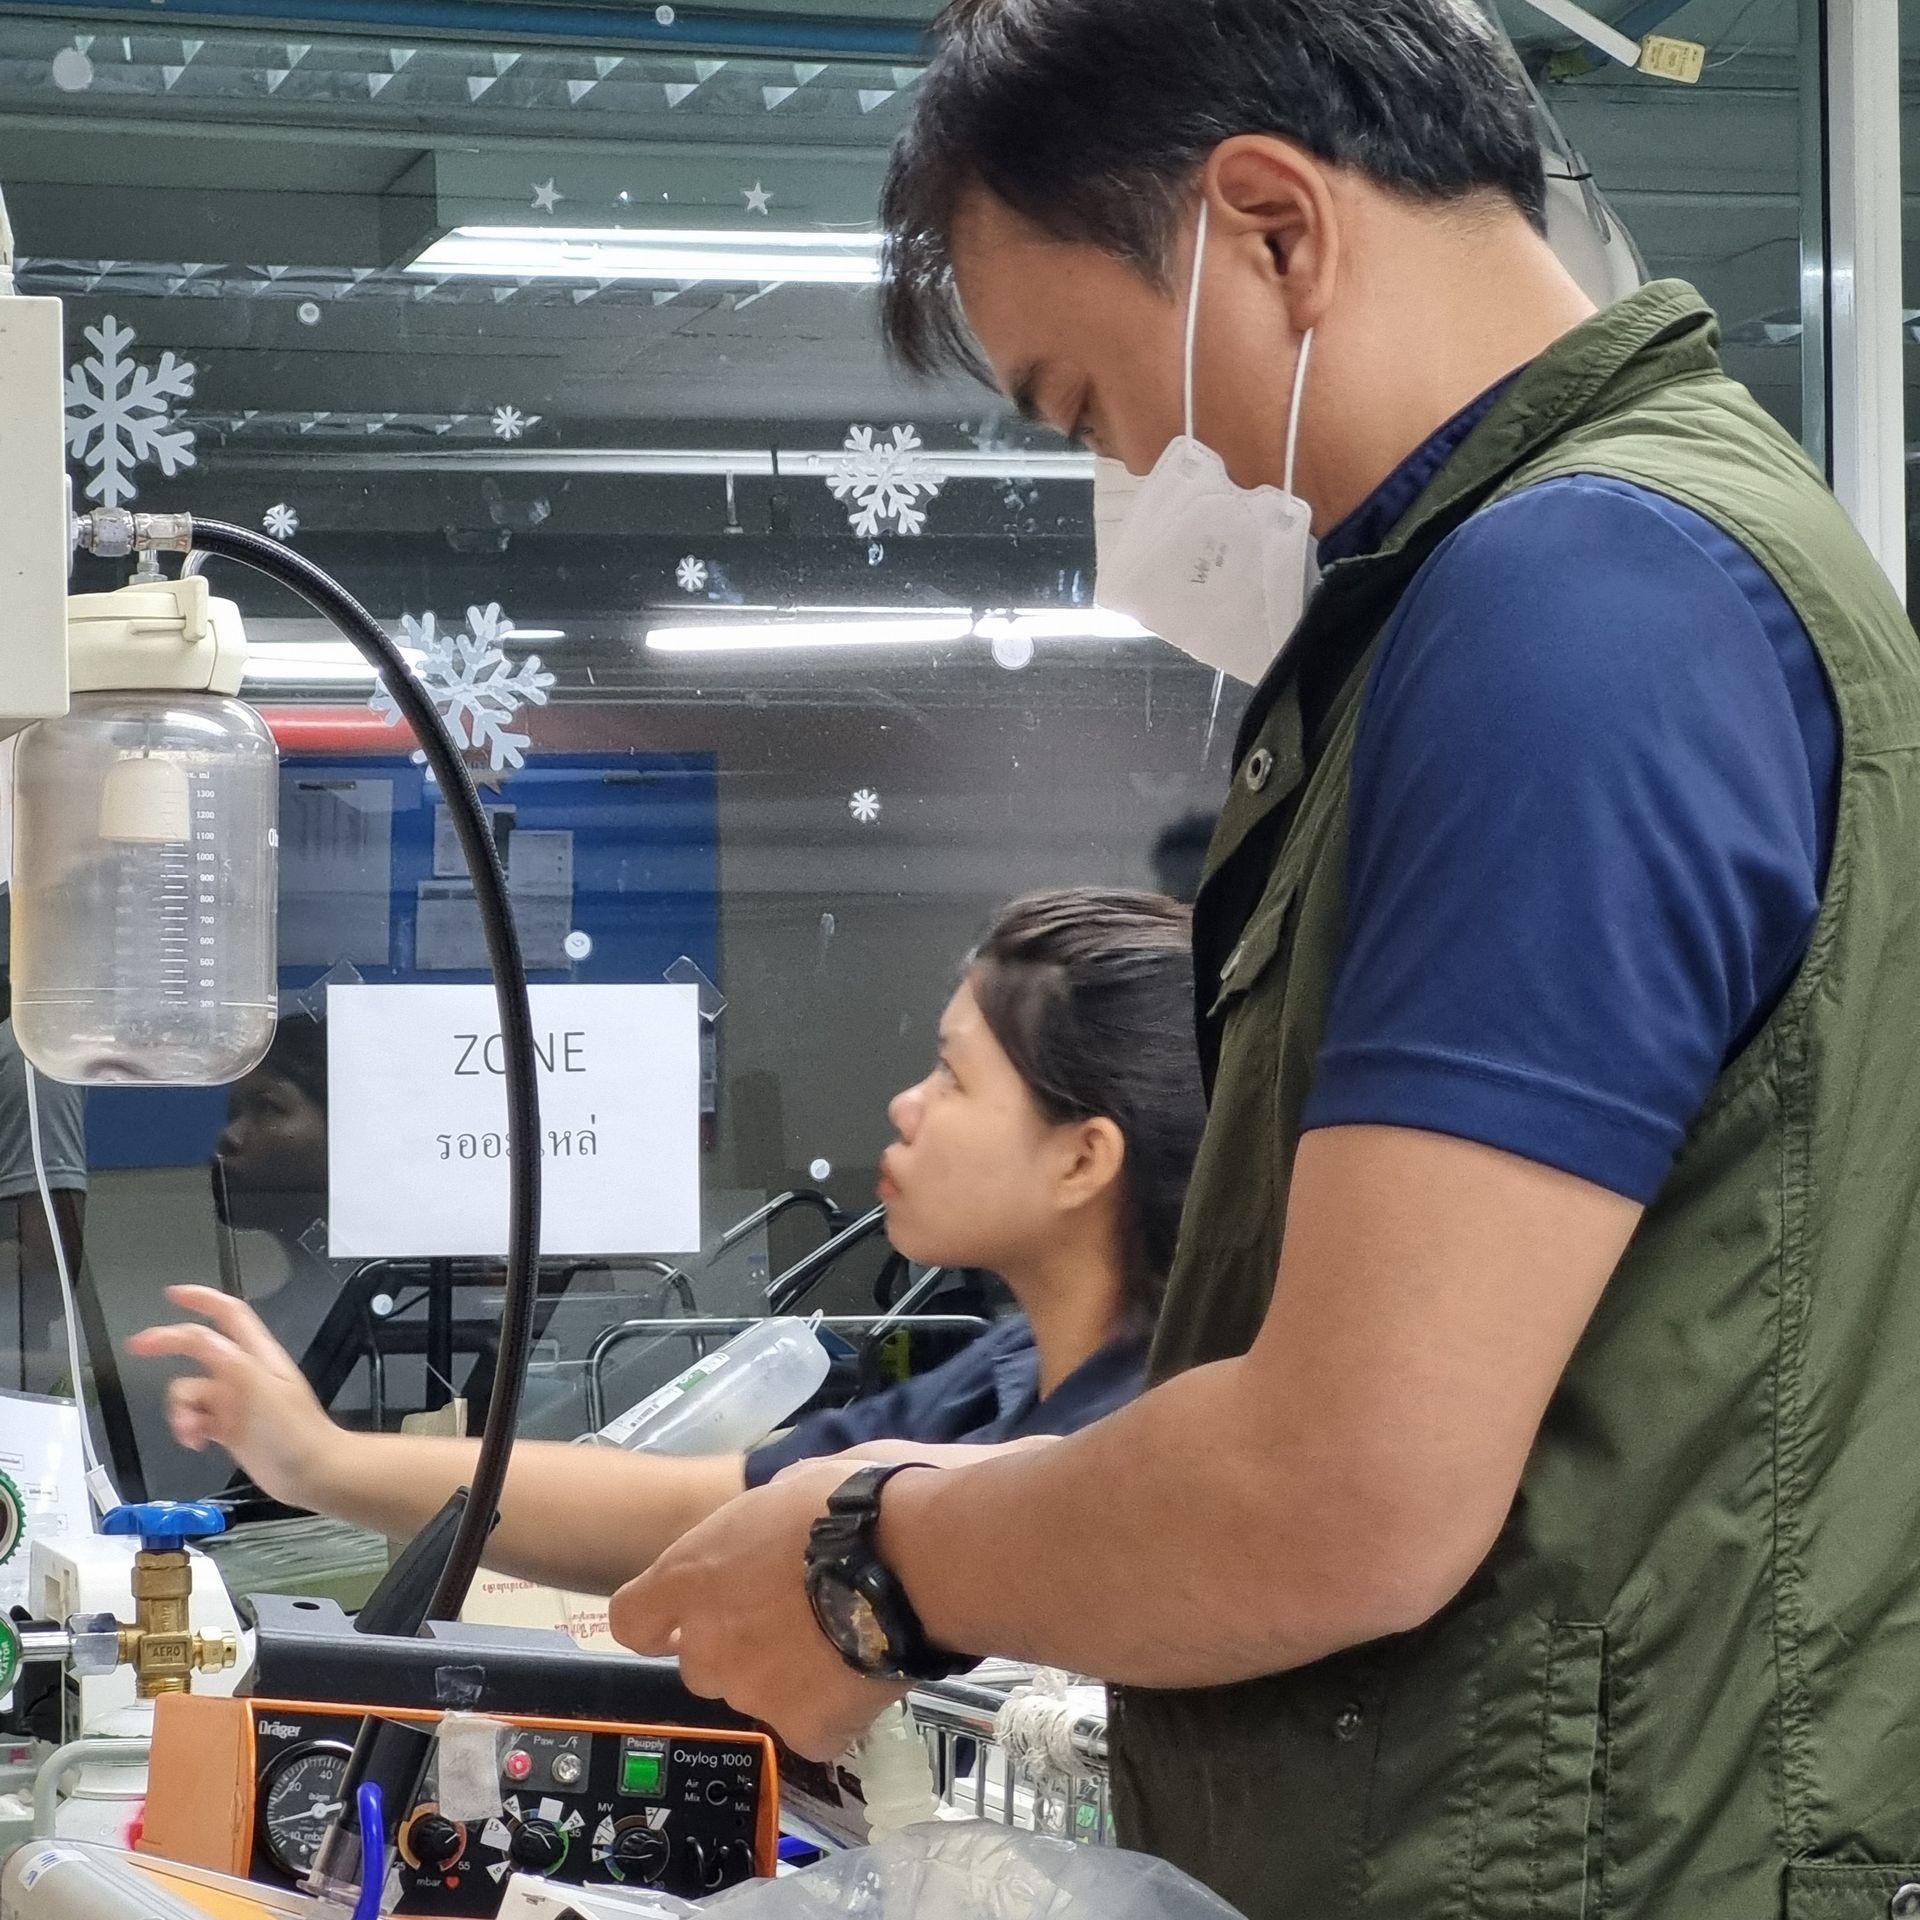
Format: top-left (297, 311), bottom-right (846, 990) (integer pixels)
top-left (127, 1285), bottom-right (344, 1509)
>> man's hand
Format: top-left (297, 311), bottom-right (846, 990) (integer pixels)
top-left (608, 1457), bottom-right (908, 1760)
top-left (127, 1285), bottom-right (343, 1509)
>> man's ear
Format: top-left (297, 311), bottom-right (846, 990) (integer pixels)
top-left (1205, 134), bottom-right (1340, 334)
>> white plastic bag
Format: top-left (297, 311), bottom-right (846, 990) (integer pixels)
top-left (706, 1822), bottom-right (1249, 1918)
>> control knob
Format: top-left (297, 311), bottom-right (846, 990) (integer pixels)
top-left (609, 1823), bottom-right (671, 1883)
top-left (509, 1818), bottom-right (568, 1873)
top-left (405, 1813), bottom-right (465, 1873)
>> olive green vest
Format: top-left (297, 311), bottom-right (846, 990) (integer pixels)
top-left (1112, 282), bottom-right (1920, 1920)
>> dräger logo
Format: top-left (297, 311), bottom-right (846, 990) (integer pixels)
top-left (257, 1720), bottom-right (304, 1740)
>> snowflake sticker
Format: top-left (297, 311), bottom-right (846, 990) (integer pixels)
top-left (675, 555), bottom-right (709, 594)
top-left (849, 787), bottom-right (881, 825)
top-left (64, 314), bottom-right (196, 509)
top-left (371, 602), bottom-right (557, 774)
top-left (263, 503), bottom-right (298, 541)
top-left (826, 424), bottom-right (942, 539)
top-left (491, 405), bottom-right (539, 442)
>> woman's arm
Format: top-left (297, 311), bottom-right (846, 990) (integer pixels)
top-left (308, 1429), bottom-right (745, 1593)
top-left (129, 1285), bottom-right (744, 1595)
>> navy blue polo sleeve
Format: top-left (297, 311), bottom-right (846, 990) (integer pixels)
top-left (1299, 474), bottom-right (1834, 1205)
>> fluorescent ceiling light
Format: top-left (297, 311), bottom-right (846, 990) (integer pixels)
top-left (645, 609), bottom-right (1152, 656)
top-left (649, 616), bottom-right (976, 655)
top-left (977, 609), bottom-right (1149, 643)
top-left (211, 445), bottom-right (1094, 482)
top-left (241, 640), bottom-right (425, 688)
top-left (408, 225), bottom-right (883, 285)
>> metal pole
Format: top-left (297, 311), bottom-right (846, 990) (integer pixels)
top-left (1822, 0), bottom-right (1907, 600)
top-left (1797, 0), bottom-right (1830, 480)
top-left (425, 1256), bottom-right (454, 1412)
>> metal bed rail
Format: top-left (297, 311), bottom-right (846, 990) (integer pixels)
top-left (909, 1669), bottom-right (1114, 1847)
top-left (766, 1205), bottom-right (891, 1314)
top-left (714, 1187), bottom-right (847, 1258)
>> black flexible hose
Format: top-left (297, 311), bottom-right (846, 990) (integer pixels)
top-left (183, 521), bottom-right (544, 1883)
top-left (187, 519), bottom-right (541, 1615)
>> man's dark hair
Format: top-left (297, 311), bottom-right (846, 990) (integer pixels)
top-left (881, 0), bottom-right (1547, 378)
top-left (970, 888), bottom-right (1205, 1319)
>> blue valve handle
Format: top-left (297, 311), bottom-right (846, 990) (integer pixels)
top-left (102, 1501), bottom-right (227, 1555)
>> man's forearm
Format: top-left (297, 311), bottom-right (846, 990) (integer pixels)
top-left (312, 1433), bottom-right (745, 1595)
top-left (874, 1356), bottom-right (1437, 1688)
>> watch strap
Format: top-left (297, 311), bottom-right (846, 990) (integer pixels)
top-left (827, 1459), bottom-right (940, 1517)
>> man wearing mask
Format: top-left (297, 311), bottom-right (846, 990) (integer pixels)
top-left (612, 2), bottom-right (1920, 1914)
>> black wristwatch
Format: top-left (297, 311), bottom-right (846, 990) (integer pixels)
top-left (804, 1463), bottom-right (972, 1683)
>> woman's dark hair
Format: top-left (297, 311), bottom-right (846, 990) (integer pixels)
top-left (881, 0), bottom-right (1546, 379)
top-left (970, 888), bottom-right (1205, 1318)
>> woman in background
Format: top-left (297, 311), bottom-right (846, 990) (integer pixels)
top-left (131, 888), bottom-right (1206, 1596)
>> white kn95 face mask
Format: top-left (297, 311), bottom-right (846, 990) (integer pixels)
top-left (1094, 199), bottom-right (1318, 685)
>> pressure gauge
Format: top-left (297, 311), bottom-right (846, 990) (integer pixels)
top-left (258, 1742), bottom-right (353, 1880)
top-left (0, 1467), bottom-right (23, 1568)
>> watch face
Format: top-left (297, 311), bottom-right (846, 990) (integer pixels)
top-left (809, 1564), bottom-right (896, 1675)
top-left (846, 1588), bottom-right (894, 1672)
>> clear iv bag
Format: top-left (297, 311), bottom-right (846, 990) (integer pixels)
top-left (592, 1316), bottom-right (833, 1455)
top-left (10, 691), bottom-right (279, 1086)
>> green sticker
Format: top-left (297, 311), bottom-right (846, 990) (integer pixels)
top-left (0, 1616), bottom-right (20, 1696)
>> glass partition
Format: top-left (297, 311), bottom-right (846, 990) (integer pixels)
top-left (3, 12), bottom-right (1238, 1500)
top-left (1495, 0), bottom-right (1822, 453)
top-left (0, 0), bottom-right (1838, 1506)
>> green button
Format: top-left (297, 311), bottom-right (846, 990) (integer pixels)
top-left (621, 1750), bottom-right (665, 1796)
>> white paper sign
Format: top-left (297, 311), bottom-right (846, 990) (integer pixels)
top-left (326, 983), bottom-right (700, 1259)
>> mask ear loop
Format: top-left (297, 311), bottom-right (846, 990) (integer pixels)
top-left (1183, 198), bottom-right (1209, 442)
top-left (1283, 327), bottom-right (1314, 495)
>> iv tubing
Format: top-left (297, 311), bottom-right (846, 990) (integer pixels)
top-left (24, 1054), bottom-right (117, 1513)
top-left (351, 1782), bottom-right (386, 1920)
